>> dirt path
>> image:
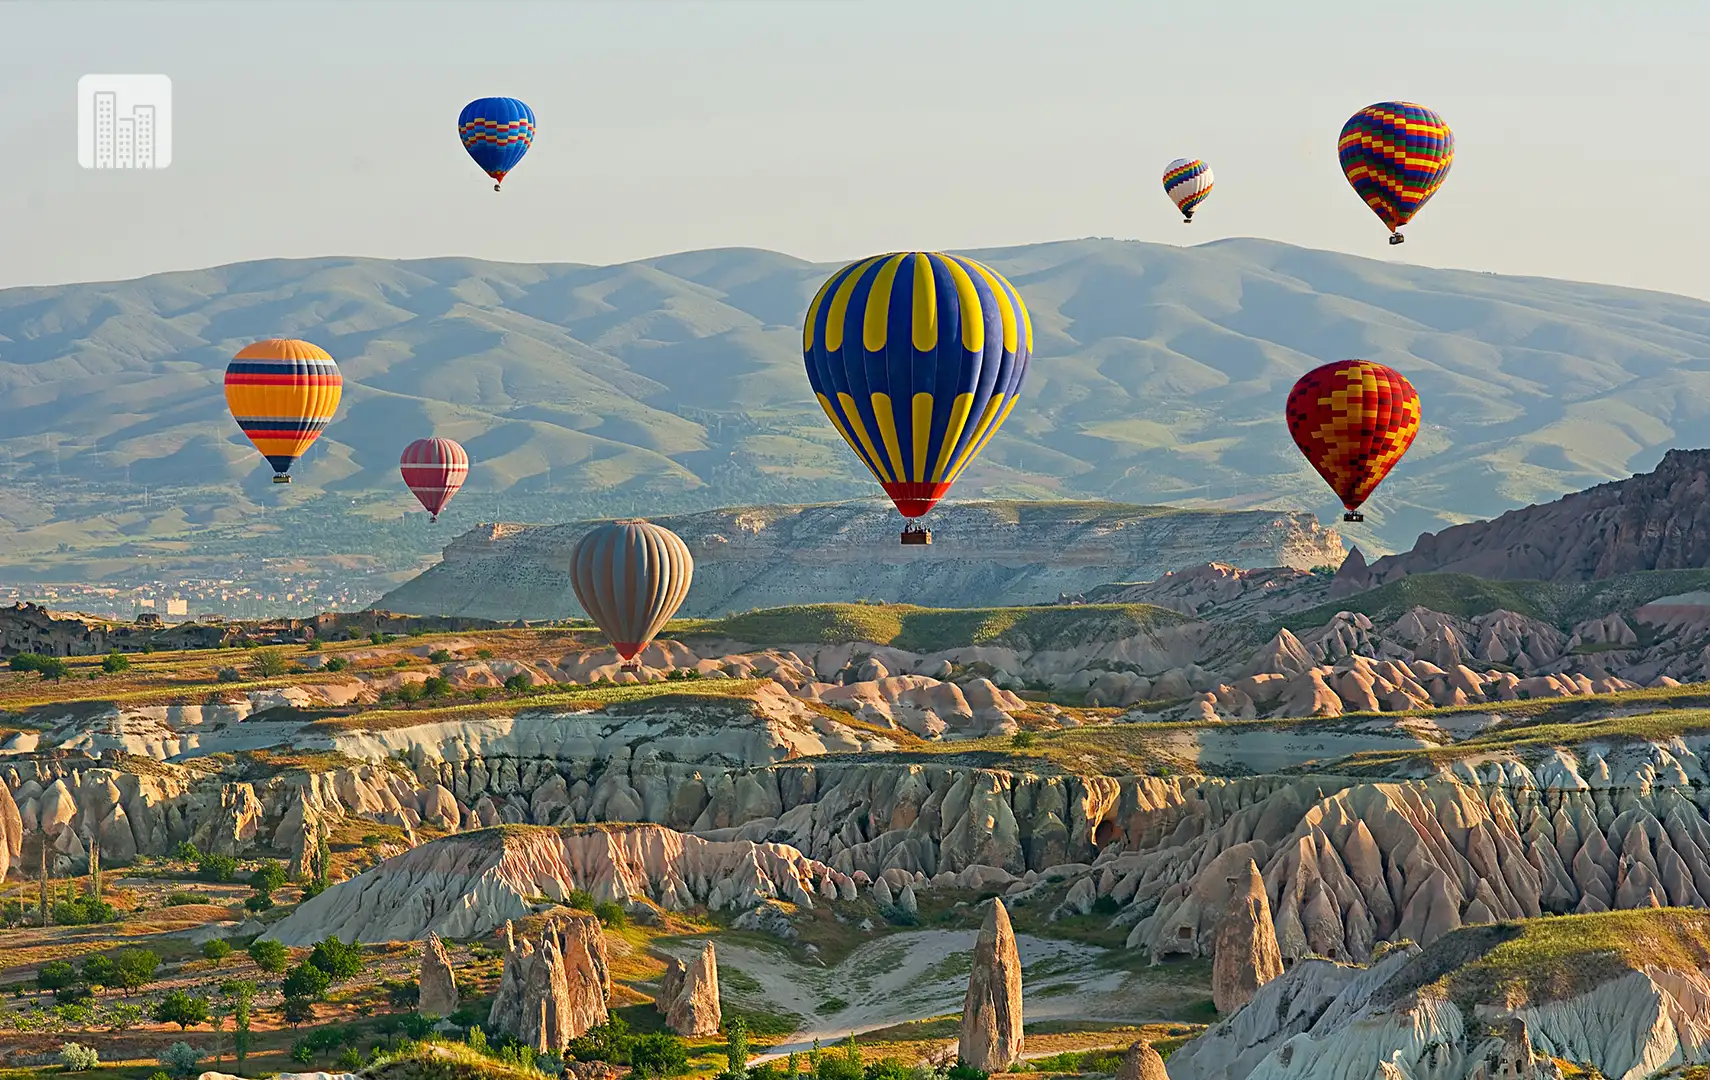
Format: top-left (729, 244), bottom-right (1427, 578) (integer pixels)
top-left (657, 929), bottom-right (1140, 1059)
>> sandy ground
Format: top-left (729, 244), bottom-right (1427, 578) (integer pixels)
top-left (1157, 726), bottom-right (1430, 772)
top-left (658, 930), bottom-right (1149, 1059)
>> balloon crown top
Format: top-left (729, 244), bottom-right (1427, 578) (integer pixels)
top-left (612, 518), bottom-right (649, 525)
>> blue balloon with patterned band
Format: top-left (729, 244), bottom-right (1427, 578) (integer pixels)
top-left (458, 97), bottom-right (535, 191)
top-left (802, 252), bottom-right (1032, 519)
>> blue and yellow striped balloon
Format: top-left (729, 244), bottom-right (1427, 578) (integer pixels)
top-left (802, 252), bottom-right (1032, 518)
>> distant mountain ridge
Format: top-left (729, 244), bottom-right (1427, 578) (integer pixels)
top-left (5, 236), bottom-right (1710, 579)
top-left (375, 499), bottom-right (1347, 620)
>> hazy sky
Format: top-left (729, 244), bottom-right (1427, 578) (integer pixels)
top-left (4, 0), bottom-right (1707, 298)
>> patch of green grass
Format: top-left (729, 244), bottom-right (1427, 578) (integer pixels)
top-left (1280, 566), bottom-right (1710, 635)
top-left (674, 602), bottom-right (1186, 652)
top-left (1383, 909), bottom-right (1710, 1013)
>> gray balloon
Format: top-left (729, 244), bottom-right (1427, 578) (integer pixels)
top-left (570, 519), bottom-right (694, 664)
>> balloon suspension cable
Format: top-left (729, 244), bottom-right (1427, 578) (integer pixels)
top-left (1343, 511), bottom-right (1364, 522)
top-left (1388, 232), bottom-right (1405, 246)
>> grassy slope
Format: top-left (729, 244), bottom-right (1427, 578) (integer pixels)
top-left (1278, 567), bottom-right (1710, 632)
top-left (677, 602), bottom-right (1188, 652)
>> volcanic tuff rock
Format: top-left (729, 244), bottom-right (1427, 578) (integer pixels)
top-left (1115, 1041), bottom-right (1167, 1080)
top-left (658, 942), bottom-right (720, 1037)
top-left (417, 933), bottom-right (458, 1017)
top-left (377, 502), bottom-right (1345, 621)
top-left (261, 824), bottom-right (847, 945)
top-left (1170, 913), bottom-right (1710, 1080)
top-left (487, 915), bottom-right (609, 1053)
top-left (959, 899), bottom-right (1024, 1074)
top-left (1210, 859), bottom-right (1285, 1014)
top-left (1367, 448), bottom-right (1710, 584)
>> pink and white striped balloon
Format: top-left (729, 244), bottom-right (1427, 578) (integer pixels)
top-left (400, 437), bottom-right (469, 521)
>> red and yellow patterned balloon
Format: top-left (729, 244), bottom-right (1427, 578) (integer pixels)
top-left (1285, 360), bottom-right (1420, 521)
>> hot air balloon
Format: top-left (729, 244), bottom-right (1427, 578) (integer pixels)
top-left (570, 520), bottom-right (694, 671)
top-left (1338, 102), bottom-right (1454, 245)
top-left (1163, 159), bottom-right (1213, 223)
top-left (224, 339), bottom-right (343, 484)
top-left (458, 97), bottom-right (535, 192)
top-left (1286, 360), bottom-right (1420, 522)
top-left (802, 251), bottom-right (1031, 545)
top-left (400, 438), bottom-right (469, 521)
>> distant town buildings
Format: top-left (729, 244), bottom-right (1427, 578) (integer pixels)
top-left (0, 570), bottom-right (384, 622)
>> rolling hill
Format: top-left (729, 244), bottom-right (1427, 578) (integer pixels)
top-left (5, 236), bottom-right (1710, 584)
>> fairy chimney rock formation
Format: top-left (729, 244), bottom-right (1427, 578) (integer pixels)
top-left (1211, 859), bottom-right (1285, 1014)
top-left (418, 932), bottom-right (459, 1017)
top-left (958, 898), bottom-right (1024, 1073)
top-left (1117, 1041), bottom-right (1169, 1080)
top-left (487, 916), bottom-right (609, 1052)
top-left (1328, 545), bottom-right (1373, 599)
top-left (659, 942), bottom-right (721, 1036)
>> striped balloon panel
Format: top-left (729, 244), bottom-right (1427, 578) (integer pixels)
top-left (458, 97), bottom-right (536, 182)
top-left (1163, 158), bottom-right (1214, 214)
top-left (400, 437), bottom-right (470, 517)
top-left (570, 520), bottom-right (694, 661)
top-left (1285, 360), bottom-right (1421, 512)
top-left (801, 251), bottom-right (1032, 518)
top-left (224, 339), bottom-right (343, 476)
top-left (1337, 102), bottom-right (1454, 231)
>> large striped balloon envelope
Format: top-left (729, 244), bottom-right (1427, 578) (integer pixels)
top-left (224, 339), bottom-right (343, 483)
top-left (1337, 101), bottom-right (1454, 245)
top-left (1285, 359), bottom-right (1421, 522)
top-left (802, 251), bottom-right (1032, 521)
top-left (570, 520), bottom-right (694, 668)
top-left (400, 437), bottom-right (470, 521)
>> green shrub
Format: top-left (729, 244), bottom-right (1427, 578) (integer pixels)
top-left (53, 896), bottom-right (118, 925)
top-left (247, 938), bottom-right (288, 973)
top-left (593, 901), bottom-right (626, 928)
top-left (202, 940), bottom-right (232, 963)
top-left (197, 852), bottom-right (238, 883)
top-left (629, 1033), bottom-right (689, 1078)
top-left (102, 651), bottom-right (131, 674)
top-left (324, 656), bottom-right (348, 672)
top-left (566, 888), bottom-right (594, 911)
top-left (250, 649), bottom-right (288, 677)
top-left (429, 650), bottom-right (452, 663)
top-left (9, 652), bottom-right (49, 672)
top-left (152, 990), bottom-right (209, 1030)
top-left (475, 648), bottom-right (494, 659)
top-left (35, 657), bottom-right (70, 680)
top-left (504, 673), bottom-right (533, 693)
top-left (59, 1041), bottom-right (100, 1071)
top-left (305, 640), bottom-right (322, 652)
top-left (158, 1042), bottom-right (200, 1079)
top-left (1011, 731), bottom-right (1037, 749)
top-left (35, 961), bottom-right (77, 994)
top-left (248, 860), bottom-right (288, 895)
top-left (114, 948), bottom-right (160, 993)
top-left (282, 962), bottom-right (331, 1001)
top-left (281, 996), bottom-right (316, 1028)
top-left (216, 667), bottom-right (241, 683)
top-left (422, 676), bottom-right (452, 697)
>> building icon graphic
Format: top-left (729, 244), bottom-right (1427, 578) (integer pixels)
top-left (79, 75), bottom-right (171, 169)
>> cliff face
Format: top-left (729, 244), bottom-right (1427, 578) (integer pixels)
top-left (1368, 448), bottom-right (1710, 584)
top-left (374, 501), bottom-right (1346, 621)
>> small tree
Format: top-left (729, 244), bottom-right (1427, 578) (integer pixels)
top-left (170, 840), bottom-right (200, 862)
top-left (157, 1041), bottom-right (200, 1080)
top-left (114, 949), bottom-right (159, 996)
top-left (248, 859), bottom-right (288, 895)
top-left (36, 961), bottom-right (76, 996)
top-left (247, 938), bottom-right (288, 973)
top-left (101, 651), bottom-right (130, 674)
top-left (307, 936), bottom-right (363, 981)
top-left (153, 990), bottom-right (209, 1031)
top-left (249, 648), bottom-right (288, 677)
top-left (281, 995), bottom-right (315, 1029)
top-left (282, 962), bottom-right (331, 1001)
top-left (593, 901), bottom-right (627, 928)
top-left (224, 980), bottom-right (256, 1072)
top-left (37, 657), bottom-right (71, 681)
top-left (58, 1042), bottom-right (100, 1072)
top-left (80, 955), bottom-right (117, 994)
top-left (725, 1017), bottom-right (750, 1079)
top-left (202, 940), bottom-right (232, 963)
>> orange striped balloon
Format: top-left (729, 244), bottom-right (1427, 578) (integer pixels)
top-left (224, 339), bottom-right (343, 483)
